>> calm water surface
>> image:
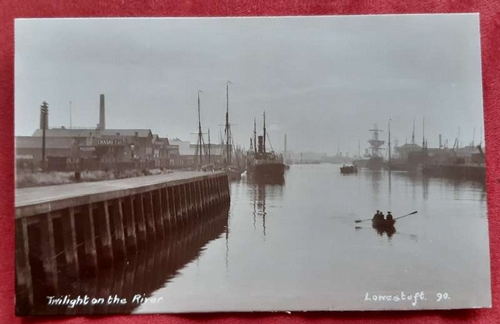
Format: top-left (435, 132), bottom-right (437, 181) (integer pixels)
top-left (137, 164), bottom-right (490, 312)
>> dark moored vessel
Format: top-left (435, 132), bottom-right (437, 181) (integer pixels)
top-left (340, 165), bottom-right (358, 174)
top-left (366, 156), bottom-right (384, 170)
top-left (247, 113), bottom-right (285, 180)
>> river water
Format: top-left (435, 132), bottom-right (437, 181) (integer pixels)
top-left (136, 164), bottom-right (491, 312)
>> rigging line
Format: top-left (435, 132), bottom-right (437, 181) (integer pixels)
top-left (266, 133), bottom-right (274, 152)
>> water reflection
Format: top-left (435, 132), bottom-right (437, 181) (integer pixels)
top-left (18, 205), bottom-right (229, 316)
top-left (368, 170), bottom-right (382, 197)
top-left (248, 177), bottom-right (285, 238)
top-left (372, 223), bottom-right (396, 239)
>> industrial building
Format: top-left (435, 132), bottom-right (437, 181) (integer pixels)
top-left (16, 94), bottom-right (171, 172)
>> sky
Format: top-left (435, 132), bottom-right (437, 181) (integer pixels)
top-left (15, 14), bottom-right (484, 155)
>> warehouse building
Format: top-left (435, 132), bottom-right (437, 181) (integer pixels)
top-left (16, 94), bottom-right (170, 171)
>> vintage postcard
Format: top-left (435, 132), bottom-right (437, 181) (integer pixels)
top-left (14, 14), bottom-right (490, 315)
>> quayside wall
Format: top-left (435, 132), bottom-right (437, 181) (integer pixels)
top-left (15, 172), bottom-right (230, 314)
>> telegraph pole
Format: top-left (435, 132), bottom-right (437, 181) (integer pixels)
top-left (40, 101), bottom-right (49, 172)
top-left (69, 101), bottom-right (72, 129)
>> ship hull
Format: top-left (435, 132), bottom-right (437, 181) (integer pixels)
top-left (353, 159), bottom-right (369, 168)
top-left (248, 163), bottom-right (285, 180)
top-left (367, 156), bottom-right (385, 170)
top-left (387, 160), bottom-right (415, 171)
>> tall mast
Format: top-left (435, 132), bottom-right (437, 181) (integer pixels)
top-left (225, 81), bottom-right (231, 166)
top-left (412, 117), bottom-right (415, 145)
top-left (284, 134), bottom-right (287, 160)
top-left (197, 90), bottom-right (203, 167)
top-left (388, 119), bottom-right (391, 162)
top-left (208, 128), bottom-right (211, 163)
top-left (422, 117), bottom-right (425, 149)
top-left (263, 112), bottom-right (266, 153)
top-left (358, 139), bottom-right (360, 158)
top-left (480, 126), bottom-right (483, 147)
top-left (253, 117), bottom-right (257, 153)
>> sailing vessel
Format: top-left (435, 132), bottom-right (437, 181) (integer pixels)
top-left (353, 124), bottom-right (385, 170)
top-left (222, 81), bottom-right (242, 180)
top-left (366, 124), bottom-right (385, 170)
top-left (247, 112), bottom-right (285, 180)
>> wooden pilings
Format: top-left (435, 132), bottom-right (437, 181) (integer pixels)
top-left (18, 203), bottom-right (229, 316)
top-left (15, 173), bottom-right (230, 310)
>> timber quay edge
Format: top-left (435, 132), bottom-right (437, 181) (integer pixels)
top-left (15, 171), bottom-right (230, 314)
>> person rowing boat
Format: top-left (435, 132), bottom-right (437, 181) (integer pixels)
top-left (373, 210), bottom-right (384, 221)
top-left (372, 210), bottom-right (395, 228)
top-left (355, 210), bottom-right (418, 224)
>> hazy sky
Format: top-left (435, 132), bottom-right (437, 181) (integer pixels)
top-left (15, 14), bottom-right (484, 154)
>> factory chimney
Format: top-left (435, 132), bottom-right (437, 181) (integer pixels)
top-left (98, 94), bottom-right (105, 130)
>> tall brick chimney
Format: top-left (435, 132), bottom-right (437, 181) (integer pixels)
top-left (99, 94), bottom-right (105, 130)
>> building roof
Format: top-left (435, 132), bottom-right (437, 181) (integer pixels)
top-left (16, 136), bottom-right (76, 149)
top-left (32, 128), bottom-right (153, 138)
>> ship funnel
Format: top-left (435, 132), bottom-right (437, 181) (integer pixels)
top-left (258, 136), bottom-right (264, 154)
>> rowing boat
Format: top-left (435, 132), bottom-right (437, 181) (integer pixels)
top-left (372, 219), bottom-right (396, 228)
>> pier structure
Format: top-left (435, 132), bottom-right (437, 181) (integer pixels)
top-left (15, 172), bottom-right (230, 314)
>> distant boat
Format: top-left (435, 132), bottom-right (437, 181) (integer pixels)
top-left (247, 112), bottom-right (285, 180)
top-left (340, 165), bottom-right (358, 174)
top-left (355, 124), bottom-right (386, 170)
top-left (367, 124), bottom-right (385, 170)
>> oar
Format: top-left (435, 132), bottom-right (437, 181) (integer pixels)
top-left (354, 217), bottom-right (374, 224)
top-left (393, 210), bottom-right (418, 220)
top-left (354, 211), bottom-right (417, 223)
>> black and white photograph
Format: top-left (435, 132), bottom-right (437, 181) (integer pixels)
top-left (14, 14), bottom-right (490, 315)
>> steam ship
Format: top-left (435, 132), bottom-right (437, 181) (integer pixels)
top-left (247, 113), bottom-right (285, 180)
